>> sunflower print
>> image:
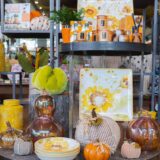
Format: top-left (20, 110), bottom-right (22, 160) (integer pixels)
top-left (82, 86), bottom-right (113, 112)
top-left (120, 76), bottom-right (128, 88)
top-left (84, 5), bottom-right (98, 18)
top-left (122, 5), bottom-right (133, 14)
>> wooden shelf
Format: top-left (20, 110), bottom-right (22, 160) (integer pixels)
top-left (59, 42), bottom-right (151, 56)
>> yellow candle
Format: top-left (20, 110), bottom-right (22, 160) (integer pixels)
top-left (0, 99), bottom-right (23, 132)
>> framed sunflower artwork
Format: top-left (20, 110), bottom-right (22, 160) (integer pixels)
top-left (78, 0), bottom-right (134, 31)
top-left (79, 68), bottom-right (133, 121)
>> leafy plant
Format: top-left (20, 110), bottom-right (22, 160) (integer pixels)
top-left (17, 48), bottom-right (49, 74)
top-left (17, 54), bottom-right (35, 73)
top-left (50, 6), bottom-right (85, 25)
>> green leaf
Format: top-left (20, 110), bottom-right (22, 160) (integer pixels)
top-left (50, 6), bottom-right (85, 25)
top-left (39, 51), bottom-right (49, 67)
top-left (17, 54), bottom-right (35, 73)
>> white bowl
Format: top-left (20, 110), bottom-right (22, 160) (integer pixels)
top-left (35, 137), bottom-right (80, 153)
top-left (35, 146), bottom-right (80, 154)
top-left (35, 149), bottom-right (80, 157)
top-left (36, 153), bottom-right (78, 160)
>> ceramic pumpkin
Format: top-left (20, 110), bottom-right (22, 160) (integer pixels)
top-left (30, 16), bottom-right (50, 31)
top-left (30, 10), bottom-right (41, 20)
top-left (121, 141), bottom-right (141, 159)
top-left (14, 138), bottom-right (33, 156)
top-left (0, 122), bottom-right (22, 149)
top-left (75, 109), bottom-right (121, 153)
top-left (127, 112), bottom-right (160, 151)
top-left (84, 142), bottom-right (110, 160)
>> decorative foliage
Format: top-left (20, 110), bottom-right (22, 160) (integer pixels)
top-left (50, 6), bottom-right (85, 25)
top-left (17, 45), bottom-right (49, 73)
top-left (17, 54), bottom-right (35, 73)
top-left (32, 65), bottom-right (68, 95)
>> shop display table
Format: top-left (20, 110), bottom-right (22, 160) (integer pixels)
top-left (0, 149), bottom-right (159, 160)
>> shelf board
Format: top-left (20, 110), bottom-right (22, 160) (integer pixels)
top-left (62, 0), bottom-right (154, 9)
top-left (2, 30), bottom-right (50, 38)
top-left (59, 42), bottom-right (151, 56)
top-left (134, 0), bottom-right (154, 9)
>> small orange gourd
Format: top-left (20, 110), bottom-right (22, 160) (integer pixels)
top-left (30, 10), bottom-right (41, 20)
top-left (84, 142), bottom-right (110, 160)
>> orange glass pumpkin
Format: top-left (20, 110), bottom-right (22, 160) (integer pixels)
top-left (84, 142), bottom-right (110, 160)
top-left (127, 112), bottom-right (160, 151)
top-left (30, 10), bottom-right (41, 20)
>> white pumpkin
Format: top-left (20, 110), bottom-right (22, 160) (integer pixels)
top-left (14, 138), bottom-right (33, 156)
top-left (75, 116), bottom-right (121, 153)
top-left (121, 141), bottom-right (141, 159)
top-left (30, 16), bottom-right (50, 31)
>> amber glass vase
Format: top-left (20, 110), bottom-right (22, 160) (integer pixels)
top-left (27, 94), bottom-right (64, 142)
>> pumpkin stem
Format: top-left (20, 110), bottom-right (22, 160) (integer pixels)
top-left (92, 108), bottom-right (97, 119)
top-left (90, 108), bottom-right (103, 126)
top-left (96, 139), bottom-right (100, 143)
top-left (21, 134), bottom-right (32, 142)
top-left (6, 121), bottom-right (13, 132)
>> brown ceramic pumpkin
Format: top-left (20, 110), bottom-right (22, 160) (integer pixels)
top-left (127, 112), bottom-right (160, 151)
top-left (84, 142), bottom-right (110, 160)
